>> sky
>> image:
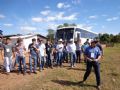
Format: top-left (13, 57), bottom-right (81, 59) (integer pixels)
top-left (0, 0), bottom-right (120, 36)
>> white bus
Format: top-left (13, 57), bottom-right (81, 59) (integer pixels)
top-left (55, 26), bottom-right (98, 44)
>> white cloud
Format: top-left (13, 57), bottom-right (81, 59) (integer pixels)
top-left (32, 17), bottom-right (44, 22)
top-left (72, 0), bottom-right (81, 4)
top-left (4, 23), bottom-right (13, 27)
top-left (0, 14), bottom-right (5, 19)
top-left (57, 2), bottom-right (71, 9)
top-left (20, 26), bottom-right (37, 32)
top-left (47, 23), bottom-right (58, 30)
top-left (88, 15), bottom-right (98, 19)
top-left (106, 16), bottom-right (119, 21)
top-left (77, 24), bottom-right (93, 30)
top-left (63, 14), bottom-right (77, 20)
top-left (40, 10), bottom-right (51, 16)
top-left (32, 12), bottom-right (77, 22)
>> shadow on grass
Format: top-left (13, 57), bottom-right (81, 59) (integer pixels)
top-left (52, 80), bottom-right (96, 88)
top-left (67, 68), bottom-right (86, 71)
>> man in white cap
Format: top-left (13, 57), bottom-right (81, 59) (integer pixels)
top-left (56, 39), bottom-right (64, 67)
top-left (67, 39), bottom-right (76, 68)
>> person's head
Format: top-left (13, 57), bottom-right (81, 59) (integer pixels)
top-left (32, 38), bottom-right (36, 44)
top-left (58, 39), bottom-right (63, 44)
top-left (6, 37), bottom-right (11, 44)
top-left (87, 39), bottom-right (89, 41)
top-left (17, 38), bottom-right (23, 45)
top-left (47, 39), bottom-right (50, 44)
top-left (91, 40), bottom-right (97, 47)
top-left (70, 39), bottom-right (73, 44)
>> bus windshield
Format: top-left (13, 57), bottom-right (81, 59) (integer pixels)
top-left (56, 28), bottom-right (74, 41)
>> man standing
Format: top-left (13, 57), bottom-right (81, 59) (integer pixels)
top-left (45, 40), bottom-right (53, 69)
top-left (28, 38), bottom-right (38, 74)
top-left (16, 38), bottom-right (26, 75)
top-left (67, 39), bottom-right (76, 68)
top-left (56, 39), bottom-right (64, 67)
top-left (79, 40), bottom-right (102, 90)
top-left (2, 38), bottom-right (15, 75)
top-left (37, 39), bottom-right (46, 71)
top-left (76, 39), bottom-right (82, 63)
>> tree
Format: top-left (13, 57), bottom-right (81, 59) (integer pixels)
top-left (99, 33), bottom-right (110, 43)
top-left (47, 29), bottom-right (55, 42)
top-left (57, 23), bottom-right (77, 28)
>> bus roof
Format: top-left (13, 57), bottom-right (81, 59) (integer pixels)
top-left (57, 26), bottom-right (98, 35)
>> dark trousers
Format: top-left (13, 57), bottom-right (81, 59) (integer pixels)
top-left (76, 50), bottom-right (81, 63)
top-left (46, 53), bottom-right (52, 67)
top-left (83, 61), bottom-right (101, 86)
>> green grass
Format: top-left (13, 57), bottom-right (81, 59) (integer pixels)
top-left (14, 45), bottom-right (120, 90)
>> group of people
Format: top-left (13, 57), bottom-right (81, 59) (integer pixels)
top-left (0, 36), bottom-right (103, 90)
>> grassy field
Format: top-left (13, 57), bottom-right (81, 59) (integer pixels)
top-left (0, 45), bottom-right (120, 90)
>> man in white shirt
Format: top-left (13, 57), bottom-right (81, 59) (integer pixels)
top-left (37, 39), bottom-right (46, 71)
top-left (67, 39), bottom-right (76, 68)
top-left (56, 39), bottom-right (64, 67)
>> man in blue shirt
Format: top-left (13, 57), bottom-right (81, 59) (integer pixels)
top-left (28, 38), bottom-right (38, 74)
top-left (79, 40), bottom-right (102, 90)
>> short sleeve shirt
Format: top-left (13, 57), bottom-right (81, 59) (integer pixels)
top-left (16, 44), bottom-right (26, 57)
top-left (38, 43), bottom-right (46, 56)
top-left (85, 46), bottom-right (101, 59)
top-left (3, 44), bottom-right (13, 57)
top-left (56, 44), bottom-right (64, 52)
top-left (28, 43), bottom-right (38, 56)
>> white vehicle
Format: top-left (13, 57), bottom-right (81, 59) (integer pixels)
top-left (55, 26), bottom-right (98, 44)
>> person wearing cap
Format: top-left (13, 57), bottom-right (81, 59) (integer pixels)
top-left (67, 39), bottom-right (76, 68)
top-left (79, 40), bottom-right (101, 90)
top-left (28, 38), bottom-right (39, 74)
top-left (56, 39), bottom-right (64, 67)
top-left (37, 39), bottom-right (46, 71)
top-left (16, 38), bottom-right (26, 75)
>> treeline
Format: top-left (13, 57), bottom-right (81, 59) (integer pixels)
top-left (98, 33), bottom-right (120, 44)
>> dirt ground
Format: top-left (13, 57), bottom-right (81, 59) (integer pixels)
top-left (0, 46), bottom-right (120, 90)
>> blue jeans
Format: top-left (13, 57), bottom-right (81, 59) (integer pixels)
top-left (39, 56), bottom-right (45, 70)
top-left (46, 53), bottom-right (52, 67)
top-left (57, 52), bottom-right (63, 66)
top-left (69, 52), bottom-right (76, 67)
top-left (18, 56), bottom-right (26, 72)
top-left (29, 55), bottom-right (37, 72)
top-left (63, 51), bottom-right (68, 62)
top-left (83, 61), bottom-right (101, 86)
top-left (14, 55), bottom-right (19, 67)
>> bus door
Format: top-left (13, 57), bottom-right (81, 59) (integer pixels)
top-left (75, 31), bottom-right (80, 41)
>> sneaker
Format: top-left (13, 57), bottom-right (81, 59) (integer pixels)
top-left (39, 69), bottom-right (42, 72)
top-left (71, 66), bottom-right (74, 68)
top-left (97, 85), bottom-right (101, 90)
